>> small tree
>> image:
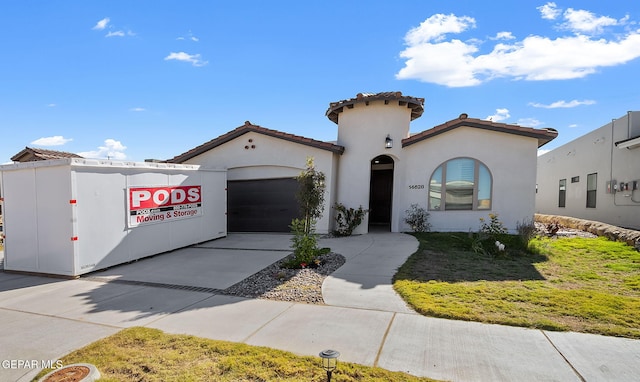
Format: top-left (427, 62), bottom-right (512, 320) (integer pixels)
top-left (295, 157), bottom-right (326, 235)
top-left (287, 157), bottom-right (326, 268)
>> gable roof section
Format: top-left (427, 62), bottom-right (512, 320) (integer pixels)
top-left (402, 114), bottom-right (558, 148)
top-left (326, 91), bottom-right (425, 124)
top-left (11, 147), bottom-right (83, 162)
top-left (167, 121), bottom-right (345, 163)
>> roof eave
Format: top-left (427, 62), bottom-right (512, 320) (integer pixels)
top-left (402, 121), bottom-right (558, 148)
top-left (167, 124), bottom-right (345, 163)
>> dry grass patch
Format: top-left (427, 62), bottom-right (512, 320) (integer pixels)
top-left (394, 233), bottom-right (640, 338)
top-left (34, 327), bottom-right (440, 381)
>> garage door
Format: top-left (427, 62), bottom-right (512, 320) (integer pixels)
top-left (227, 178), bottom-right (300, 232)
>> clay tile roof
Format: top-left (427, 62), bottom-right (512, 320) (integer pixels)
top-left (167, 121), bottom-right (345, 163)
top-left (402, 113), bottom-right (558, 148)
top-left (326, 91), bottom-right (425, 124)
top-left (10, 147), bottom-right (84, 162)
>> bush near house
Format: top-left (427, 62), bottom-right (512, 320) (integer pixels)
top-left (333, 203), bottom-right (368, 236)
top-left (403, 204), bottom-right (431, 233)
top-left (394, 232), bottom-right (640, 339)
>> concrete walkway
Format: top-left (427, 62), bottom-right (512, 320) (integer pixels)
top-left (1, 234), bottom-right (639, 381)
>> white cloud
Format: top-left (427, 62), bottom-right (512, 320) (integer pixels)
top-left (164, 52), bottom-right (208, 67)
top-left (562, 8), bottom-right (619, 34)
top-left (177, 31), bottom-right (200, 42)
top-left (517, 118), bottom-right (543, 127)
top-left (77, 139), bottom-right (127, 160)
top-left (130, 107), bottom-right (146, 112)
top-left (569, 124), bottom-right (579, 128)
top-left (106, 30), bottom-right (125, 38)
top-left (31, 136), bottom-right (72, 146)
top-left (47, 103), bottom-right (56, 107)
top-left (538, 2), bottom-right (561, 20)
top-left (529, 99), bottom-right (596, 108)
top-left (396, 6), bottom-right (640, 87)
top-left (486, 108), bottom-right (510, 122)
top-left (491, 31), bottom-right (515, 40)
top-left (404, 14), bottom-right (476, 45)
top-left (92, 17), bottom-right (110, 30)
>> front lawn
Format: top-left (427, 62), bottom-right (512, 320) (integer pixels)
top-left (34, 327), bottom-right (439, 382)
top-left (393, 232), bottom-right (640, 338)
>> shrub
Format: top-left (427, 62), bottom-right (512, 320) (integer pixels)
top-left (479, 213), bottom-right (508, 235)
top-left (286, 218), bottom-right (319, 268)
top-left (472, 213), bottom-right (510, 257)
top-left (404, 204), bottom-right (431, 233)
top-left (333, 203), bottom-right (368, 236)
top-left (516, 218), bottom-right (537, 247)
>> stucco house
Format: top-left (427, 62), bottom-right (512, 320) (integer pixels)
top-left (536, 111), bottom-right (640, 230)
top-left (11, 147), bottom-right (83, 162)
top-left (169, 92), bottom-right (557, 234)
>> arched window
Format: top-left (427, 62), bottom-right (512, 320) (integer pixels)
top-left (429, 158), bottom-right (492, 211)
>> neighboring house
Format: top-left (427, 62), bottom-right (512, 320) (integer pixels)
top-left (169, 92), bottom-right (557, 234)
top-left (536, 111), bottom-right (640, 230)
top-left (10, 147), bottom-right (83, 162)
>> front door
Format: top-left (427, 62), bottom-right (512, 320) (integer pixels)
top-left (369, 155), bottom-right (394, 230)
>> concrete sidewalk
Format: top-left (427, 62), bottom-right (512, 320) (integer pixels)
top-left (1, 234), bottom-right (639, 381)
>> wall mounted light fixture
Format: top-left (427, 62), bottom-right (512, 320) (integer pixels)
top-left (385, 135), bottom-right (393, 149)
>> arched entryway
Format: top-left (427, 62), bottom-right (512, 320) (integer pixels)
top-left (369, 155), bottom-right (394, 231)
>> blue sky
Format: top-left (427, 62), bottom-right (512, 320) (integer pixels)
top-left (2, 1), bottom-right (640, 163)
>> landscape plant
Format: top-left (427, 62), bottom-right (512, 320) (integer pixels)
top-left (404, 203), bottom-right (431, 233)
top-left (333, 203), bottom-right (368, 236)
top-left (471, 213), bottom-right (511, 256)
top-left (516, 218), bottom-right (537, 247)
top-left (287, 157), bottom-right (326, 268)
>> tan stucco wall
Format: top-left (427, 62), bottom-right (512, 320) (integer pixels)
top-left (402, 127), bottom-right (539, 232)
top-left (183, 131), bottom-right (338, 233)
top-left (334, 100), bottom-right (412, 233)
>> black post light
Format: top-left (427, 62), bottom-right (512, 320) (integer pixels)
top-left (319, 349), bottom-right (340, 382)
top-left (385, 134), bottom-right (393, 149)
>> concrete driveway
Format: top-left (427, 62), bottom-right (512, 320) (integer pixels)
top-left (1, 234), bottom-right (639, 382)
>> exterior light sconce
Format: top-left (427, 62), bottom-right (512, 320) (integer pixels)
top-left (319, 349), bottom-right (340, 381)
top-left (385, 135), bottom-right (393, 149)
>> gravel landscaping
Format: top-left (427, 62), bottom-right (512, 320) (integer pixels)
top-left (222, 251), bottom-right (346, 304)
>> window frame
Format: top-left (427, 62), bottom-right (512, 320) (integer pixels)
top-left (586, 173), bottom-right (597, 208)
top-left (428, 157), bottom-right (493, 211)
top-left (558, 179), bottom-right (566, 208)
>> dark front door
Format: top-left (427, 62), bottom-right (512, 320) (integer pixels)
top-left (369, 155), bottom-right (394, 228)
top-left (227, 178), bottom-right (300, 232)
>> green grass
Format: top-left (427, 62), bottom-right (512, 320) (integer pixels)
top-left (393, 233), bottom-right (640, 338)
top-left (34, 327), bottom-right (440, 382)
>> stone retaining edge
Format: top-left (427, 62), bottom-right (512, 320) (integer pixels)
top-left (535, 213), bottom-right (640, 249)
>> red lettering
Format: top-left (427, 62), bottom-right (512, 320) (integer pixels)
top-left (130, 186), bottom-right (201, 210)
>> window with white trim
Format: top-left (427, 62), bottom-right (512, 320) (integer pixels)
top-left (429, 158), bottom-right (492, 211)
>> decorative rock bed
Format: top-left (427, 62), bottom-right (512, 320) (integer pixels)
top-left (535, 213), bottom-right (640, 249)
top-left (223, 252), bottom-right (346, 304)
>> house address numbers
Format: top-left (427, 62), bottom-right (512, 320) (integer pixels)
top-left (408, 184), bottom-right (425, 189)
